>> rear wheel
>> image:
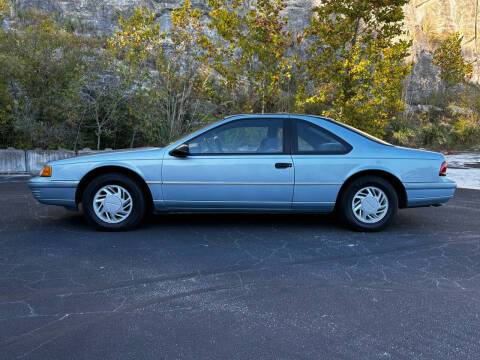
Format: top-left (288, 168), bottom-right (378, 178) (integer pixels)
top-left (339, 176), bottom-right (398, 232)
top-left (82, 173), bottom-right (146, 231)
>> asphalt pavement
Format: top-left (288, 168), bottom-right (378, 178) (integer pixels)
top-left (1, 176), bottom-right (479, 359)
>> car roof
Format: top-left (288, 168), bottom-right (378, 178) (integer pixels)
top-left (225, 113), bottom-right (329, 120)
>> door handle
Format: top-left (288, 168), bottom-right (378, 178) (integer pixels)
top-left (275, 162), bottom-right (292, 169)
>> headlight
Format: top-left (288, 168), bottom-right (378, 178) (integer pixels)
top-left (39, 165), bottom-right (52, 177)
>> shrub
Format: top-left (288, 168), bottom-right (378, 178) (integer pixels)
top-left (451, 116), bottom-right (480, 148)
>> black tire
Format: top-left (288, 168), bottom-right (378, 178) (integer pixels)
top-left (338, 176), bottom-right (398, 232)
top-left (82, 173), bottom-right (146, 231)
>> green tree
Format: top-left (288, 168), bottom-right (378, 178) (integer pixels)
top-left (0, 26), bottom-right (16, 146)
top-left (433, 33), bottom-right (473, 88)
top-left (196, 0), bottom-right (294, 113)
top-left (107, 8), bottom-right (160, 147)
top-left (299, 0), bottom-right (411, 137)
top-left (451, 84), bottom-right (480, 148)
top-left (108, 4), bottom-right (213, 144)
top-left (156, 0), bottom-right (213, 140)
top-left (107, 7), bottom-right (160, 66)
top-left (0, 0), bottom-right (9, 18)
top-left (0, 11), bottom-right (93, 148)
top-left (77, 54), bottom-right (132, 150)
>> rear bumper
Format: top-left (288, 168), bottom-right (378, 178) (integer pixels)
top-left (28, 177), bottom-right (78, 208)
top-left (405, 178), bottom-right (457, 207)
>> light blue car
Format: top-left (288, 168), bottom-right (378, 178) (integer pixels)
top-left (29, 114), bottom-right (456, 231)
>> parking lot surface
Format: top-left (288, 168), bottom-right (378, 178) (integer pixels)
top-left (1, 176), bottom-right (479, 359)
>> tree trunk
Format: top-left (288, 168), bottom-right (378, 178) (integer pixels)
top-left (97, 129), bottom-right (101, 150)
top-left (73, 120), bottom-right (82, 153)
top-left (130, 130), bottom-right (136, 148)
top-left (343, 18), bottom-right (362, 101)
top-left (476, 0), bottom-right (479, 54)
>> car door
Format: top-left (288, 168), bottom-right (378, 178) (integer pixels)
top-left (162, 118), bottom-right (294, 210)
top-left (291, 118), bottom-right (353, 212)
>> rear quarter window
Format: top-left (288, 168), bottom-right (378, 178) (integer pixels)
top-left (294, 120), bottom-right (352, 155)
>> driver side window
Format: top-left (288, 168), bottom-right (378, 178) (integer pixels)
top-left (187, 119), bottom-right (284, 155)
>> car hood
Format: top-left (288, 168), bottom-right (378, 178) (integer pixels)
top-left (50, 147), bottom-right (165, 165)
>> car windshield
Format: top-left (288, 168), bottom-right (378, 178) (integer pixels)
top-left (327, 119), bottom-right (393, 146)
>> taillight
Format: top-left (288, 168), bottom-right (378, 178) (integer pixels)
top-left (439, 161), bottom-right (447, 176)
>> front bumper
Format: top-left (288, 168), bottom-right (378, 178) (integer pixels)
top-left (28, 177), bottom-right (79, 208)
top-left (405, 178), bottom-right (457, 207)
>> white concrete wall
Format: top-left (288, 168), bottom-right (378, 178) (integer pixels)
top-left (0, 148), bottom-right (27, 173)
top-left (26, 150), bottom-right (76, 173)
top-left (0, 148), bottom-right (104, 174)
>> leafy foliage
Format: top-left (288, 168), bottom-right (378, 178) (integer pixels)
top-left (198, 0), bottom-right (294, 113)
top-left (298, 0), bottom-right (411, 137)
top-left (391, 34), bottom-right (479, 150)
top-left (107, 8), bottom-right (160, 66)
top-left (0, 11), bottom-right (93, 148)
top-left (433, 33), bottom-right (473, 88)
top-left (108, 3), bottom-right (213, 144)
top-left (0, 0), bottom-right (9, 18)
top-left (0, 2), bottom-right (479, 151)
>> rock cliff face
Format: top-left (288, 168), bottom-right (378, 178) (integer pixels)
top-left (403, 0), bottom-right (479, 102)
top-left (8, 0), bottom-right (480, 103)
top-left (10, 0), bottom-right (179, 32)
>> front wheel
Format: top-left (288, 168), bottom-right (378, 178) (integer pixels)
top-left (82, 173), bottom-right (146, 231)
top-left (339, 176), bottom-right (398, 232)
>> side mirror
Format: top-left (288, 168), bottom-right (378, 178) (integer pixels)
top-left (169, 143), bottom-right (190, 157)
